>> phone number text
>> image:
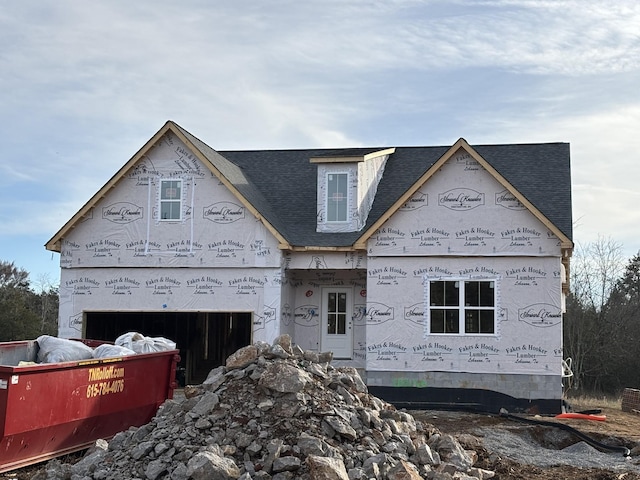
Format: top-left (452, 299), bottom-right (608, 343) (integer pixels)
top-left (86, 379), bottom-right (125, 398)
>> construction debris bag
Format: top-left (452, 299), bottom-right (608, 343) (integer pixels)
top-left (115, 331), bottom-right (176, 354)
top-left (36, 335), bottom-right (95, 363)
top-left (92, 344), bottom-right (136, 359)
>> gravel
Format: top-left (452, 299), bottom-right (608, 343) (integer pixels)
top-left (475, 421), bottom-right (640, 473)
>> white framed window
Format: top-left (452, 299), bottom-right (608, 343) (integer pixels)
top-left (160, 179), bottom-right (182, 220)
top-left (326, 172), bottom-right (348, 222)
top-left (427, 278), bottom-right (496, 335)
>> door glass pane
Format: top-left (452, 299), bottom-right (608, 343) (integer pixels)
top-left (328, 314), bottom-right (337, 334)
top-left (337, 313), bottom-right (346, 334)
top-left (328, 292), bottom-right (336, 309)
top-left (338, 292), bottom-right (346, 311)
top-left (327, 291), bottom-right (347, 335)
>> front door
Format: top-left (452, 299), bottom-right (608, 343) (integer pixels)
top-left (321, 287), bottom-right (353, 359)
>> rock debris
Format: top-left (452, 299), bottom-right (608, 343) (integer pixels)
top-left (35, 335), bottom-right (494, 480)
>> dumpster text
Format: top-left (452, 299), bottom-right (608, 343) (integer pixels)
top-left (86, 365), bottom-right (125, 398)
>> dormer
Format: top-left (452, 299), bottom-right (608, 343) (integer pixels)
top-left (312, 148), bottom-right (395, 233)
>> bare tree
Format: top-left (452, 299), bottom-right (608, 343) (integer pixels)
top-left (571, 236), bottom-right (624, 313)
top-left (33, 272), bottom-right (60, 332)
top-left (564, 236), bottom-right (624, 392)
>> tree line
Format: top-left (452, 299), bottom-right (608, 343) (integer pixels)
top-left (564, 238), bottom-right (640, 395)
top-left (0, 260), bottom-right (58, 341)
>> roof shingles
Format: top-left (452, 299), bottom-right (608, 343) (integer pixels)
top-left (177, 123), bottom-right (573, 248)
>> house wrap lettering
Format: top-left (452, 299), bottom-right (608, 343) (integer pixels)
top-left (102, 202), bottom-right (143, 224)
top-left (518, 303), bottom-right (562, 327)
top-left (413, 343), bottom-right (452, 362)
top-left (203, 202), bottom-right (245, 223)
top-left (263, 306), bottom-right (276, 323)
top-left (293, 305), bottom-right (319, 326)
top-left (105, 277), bottom-right (140, 287)
top-left (520, 308), bottom-right (560, 321)
top-left (438, 188), bottom-right (485, 211)
top-left (105, 277), bottom-right (140, 295)
top-left (173, 147), bottom-right (204, 176)
top-left (68, 314), bottom-right (82, 331)
top-left (495, 190), bottom-right (526, 210)
top-left (366, 302), bottom-right (394, 324)
top-left (404, 304), bottom-right (425, 325)
top-left (454, 152), bottom-right (471, 163)
top-left (400, 192), bottom-right (428, 211)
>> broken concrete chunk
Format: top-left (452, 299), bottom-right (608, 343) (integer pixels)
top-left (44, 341), bottom-right (492, 480)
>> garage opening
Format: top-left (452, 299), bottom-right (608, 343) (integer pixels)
top-left (85, 311), bottom-right (252, 385)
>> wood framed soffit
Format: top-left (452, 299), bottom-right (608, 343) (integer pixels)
top-left (309, 148), bottom-right (396, 164)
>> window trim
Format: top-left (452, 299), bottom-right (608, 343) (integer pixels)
top-left (325, 171), bottom-right (349, 223)
top-left (425, 276), bottom-right (500, 337)
top-left (159, 179), bottom-right (182, 221)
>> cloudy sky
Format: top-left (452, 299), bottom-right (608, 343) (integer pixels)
top-left (1, 0), bottom-right (638, 288)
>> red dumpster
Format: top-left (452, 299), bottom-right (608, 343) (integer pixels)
top-left (0, 338), bottom-right (180, 473)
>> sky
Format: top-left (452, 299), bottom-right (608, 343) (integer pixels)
top-left (1, 0), bottom-right (639, 289)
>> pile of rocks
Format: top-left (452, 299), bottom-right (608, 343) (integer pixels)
top-left (38, 335), bottom-right (494, 479)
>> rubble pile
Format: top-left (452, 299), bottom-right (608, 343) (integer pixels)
top-left (38, 335), bottom-right (494, 480)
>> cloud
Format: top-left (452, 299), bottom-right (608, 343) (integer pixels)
top-left (471, 100), bottom-right (640, 257)
top-left (1, 0), bottom-right (639, 280)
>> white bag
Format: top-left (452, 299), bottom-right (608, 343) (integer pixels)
top-left (115, 331), bottom-right (176, 353)
top-left (93, 344), bottom-right (136, 359)
top-left (114, 332), bottom-right (146, 350)
top-left (36, 335), bottom-right (95, 363)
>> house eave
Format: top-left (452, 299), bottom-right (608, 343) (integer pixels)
top-left (284, 245), bottom-right (363, 252)
top-left (309, 148), bottom-right (396, 164)
top-left (44, 120), bottom-right (293, 254)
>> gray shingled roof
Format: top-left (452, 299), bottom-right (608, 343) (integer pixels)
top-left (175, 125), bottom-right (572, 248)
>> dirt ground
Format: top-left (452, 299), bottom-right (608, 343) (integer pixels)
top-left (4, 403), bottom-right (640, 479)
top-left (411, 402), bottom-right (640, 480)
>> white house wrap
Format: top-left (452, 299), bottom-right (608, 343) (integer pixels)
top-left (47, 121), bottom-right (572, 413)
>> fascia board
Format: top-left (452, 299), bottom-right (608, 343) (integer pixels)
top-left (45, 121), bottom-right (175, 252)
top-left (46, 121), bottom-right (292, 253)
top-left (169, 123), bottom-right (291, 249)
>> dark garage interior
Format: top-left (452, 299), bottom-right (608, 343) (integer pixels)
top-left (85, 311), bottom-right (252, 385)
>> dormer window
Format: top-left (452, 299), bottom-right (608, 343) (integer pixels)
top-left (160, 179), bottom-right (182, 220)
top-left (327, 173), bottom-right (349, 222)
top-left (312, 148), bottom-right (394, 233)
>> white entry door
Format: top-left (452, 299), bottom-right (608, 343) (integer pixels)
top-left (321, 287), bottom-right (353, 359)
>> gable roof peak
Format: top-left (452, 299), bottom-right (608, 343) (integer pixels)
top-left (45, 121), bottom-right (572, 256)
